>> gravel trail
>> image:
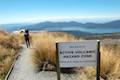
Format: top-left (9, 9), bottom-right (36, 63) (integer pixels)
top-left (8, 45), bottom-right (83, 80)
top-left (8, 45), bottom-right (56, 80)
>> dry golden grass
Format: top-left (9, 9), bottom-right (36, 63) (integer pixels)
top-left (31, 32), bottom-right (120, 80)
top-left (31, 31), bottom-right (77, 71)
top-left (100, 41), bottom-right (120, 80)
top-left (0, 30), bottom-right (20, 80)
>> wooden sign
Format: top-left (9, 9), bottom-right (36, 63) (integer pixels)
top-left (56, 40), bottom-right (100, 80)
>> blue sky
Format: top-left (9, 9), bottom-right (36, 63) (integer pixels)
top-left (0, 0), bottom-right (120, 24)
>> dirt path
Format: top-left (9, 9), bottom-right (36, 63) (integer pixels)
top-left (8, 45), bottom-right (91, 80)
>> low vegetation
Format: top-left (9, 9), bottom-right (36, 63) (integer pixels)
top-left (0, 30), bottom-right (20, 80)
top-left (31, 32), bottom-right (120, 80)
top-left (100, 40), bottom-right (120, 80)
top-left (0, 29), bottom-right (120, 80)
top-left (31, 32), bottom-right (76, 71)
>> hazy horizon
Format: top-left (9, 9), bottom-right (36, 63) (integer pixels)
top-left (0, 17), bottom-right (120, 25)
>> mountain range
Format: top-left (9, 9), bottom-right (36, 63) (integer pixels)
top-left (0, 20), bottom-right (120, 34)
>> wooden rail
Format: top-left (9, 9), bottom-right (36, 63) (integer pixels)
top-left (5, 52), bottom-right (21, 80)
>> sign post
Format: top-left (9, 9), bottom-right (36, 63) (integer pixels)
top-left (56, 43), bottom-right (61, 80)
top-left (97, 40), bottom-right (100, 80)
top-left (56, 40), bottom-right (100, 80)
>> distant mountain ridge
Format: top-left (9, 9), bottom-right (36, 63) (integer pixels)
top-left (0, 20), bottom-right (120, 34)
top-left (28, 20), bottom-right (120, 29)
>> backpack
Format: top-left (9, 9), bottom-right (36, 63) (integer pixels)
top-left (24, 33), bottom-right (29, 39)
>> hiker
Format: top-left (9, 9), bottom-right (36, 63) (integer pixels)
top-left (24, 29), bottom-right (30, 48)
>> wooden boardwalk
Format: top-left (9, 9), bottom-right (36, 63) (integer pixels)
top-left (7, 45), bottom-right (96, 80)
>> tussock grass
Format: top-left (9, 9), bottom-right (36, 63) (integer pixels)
top-left (31, 32), bottom-right (120, 80)
top-left (0, 30), bottom-right (20, 80)
top-left (100, 41), bottom-right (120, 80)
top-left (31, 32), bottom-right (77, 71)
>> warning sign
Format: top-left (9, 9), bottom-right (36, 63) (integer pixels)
top-left (57, 40), bottom-right (98, 67)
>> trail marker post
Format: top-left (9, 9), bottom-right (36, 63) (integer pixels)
top-left (56, 40), bottom-right (100, 80)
